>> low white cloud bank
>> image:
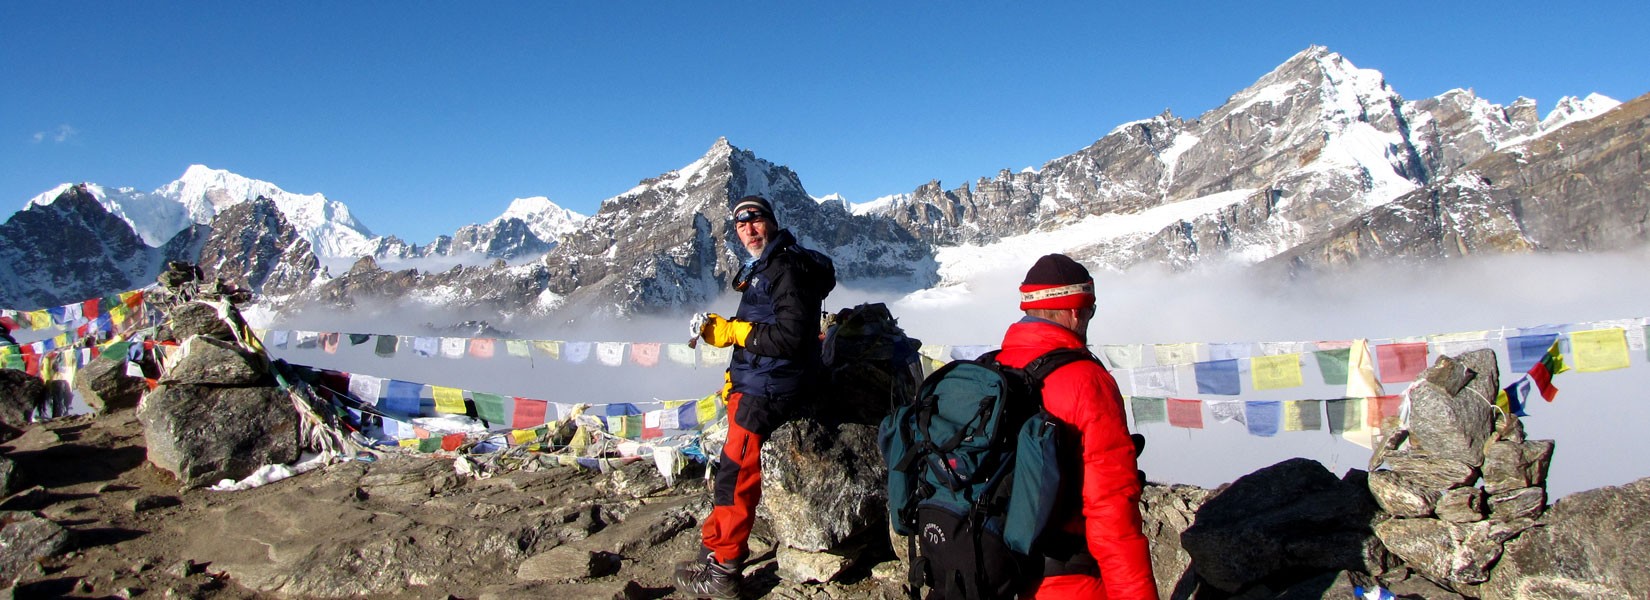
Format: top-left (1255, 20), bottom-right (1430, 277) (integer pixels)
top-left (264, 248), bottom-right (1650, 498)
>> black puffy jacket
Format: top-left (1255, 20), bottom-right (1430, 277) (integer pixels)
top-left (730, 229), bottom-right (836, 399)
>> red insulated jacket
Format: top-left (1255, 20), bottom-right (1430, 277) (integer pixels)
top-left (996, 318), bottom-right (1158, 600)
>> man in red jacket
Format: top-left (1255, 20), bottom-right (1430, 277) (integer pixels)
top-left (995, 254), bottom-right (1158, 600)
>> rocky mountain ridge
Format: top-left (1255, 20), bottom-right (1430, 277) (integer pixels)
top-left (2, 46), bottom-right (1638, 318)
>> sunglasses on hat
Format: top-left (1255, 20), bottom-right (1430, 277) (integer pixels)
top-left (734, 208), bottom-right (769, 223)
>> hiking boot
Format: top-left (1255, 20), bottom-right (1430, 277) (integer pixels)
top-left (673, 551), bottom-right (742, 599)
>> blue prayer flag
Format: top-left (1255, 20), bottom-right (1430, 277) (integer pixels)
top-left (1194, 359), bottom-right (1241, 395)
top-left (1245, 401), bottom-right (1282, 437)
top-left (604, 403), bottom-right (641, 417)
top-left (1508, 334), bottom-right (1560, 373)
top-left (382, 380), bottom-right (424, 418)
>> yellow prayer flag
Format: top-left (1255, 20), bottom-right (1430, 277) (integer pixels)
top-left (1154, 343), bottom-right (1198, 366)
top-left (432, 386), bottom-right (467, 414)
top-left (1251, 354), bottom-right (1304, 390)
top-left (398, 439), bottom-right (420, 448)
top-left (697, 395), bottom-right (720, 427)
top-left (109, 304), bottom-right (128, 325)
top-left (511, 429), bottom-right (538, 445)
top-left (1570, 328), bottom-right (1630, 372)
top-left (53, 334), bottom-right (68, 347)
top-left (1280, 400), bottom-right (1306, 428)
top-left (532, 340), bottom-right (561, 360)
top-left (28, 310), bottom-right (51, 330)
top-left (1346, 339), bottom-right (1385, 398)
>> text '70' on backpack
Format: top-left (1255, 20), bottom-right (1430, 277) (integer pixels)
top-left (877, 347), bottom-right (1096, 600)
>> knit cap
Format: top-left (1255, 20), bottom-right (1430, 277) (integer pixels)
top-left (1019, 254), bottom-right (1096, 310)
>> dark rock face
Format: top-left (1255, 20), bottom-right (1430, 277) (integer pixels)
top-left (0, 456), bottom-right (20, 497)
top-left (0, 369), bottom-right (46, 429)
top-left (135, 384), bottom-right (299, 489)
top-left (0, 185), bottom-right (203, 309)
top-left (72, 357), bottom-right (147, 414)
top-left (1179, 458), bottom-right (1387, 593)
top-left (196, 196), bottom-right (321, 297)
top-left (1482, 477), bottom-right (1650, 599)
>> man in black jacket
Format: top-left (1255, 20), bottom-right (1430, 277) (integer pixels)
top-left (675, 196), bottom-right (836, 599)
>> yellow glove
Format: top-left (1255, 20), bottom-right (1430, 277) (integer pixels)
top-left (700, 313), bottom-right (752, 348)
top-left (718, 370), bottom-right (733, 400)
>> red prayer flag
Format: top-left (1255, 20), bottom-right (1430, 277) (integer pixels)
top-left (1368, 394), bottom-right (1404, 431)
top-left (512, 397), bottom-right (548, 429)
top-left (469, 339), bottom-right (495, 358)
top-left (1376, 342), bottom-right (1429, 383)
top-left (1167, 397), bottom-right (1204, 429)
top-left (440, 433), bottom-right (465, 451)
top-left (22, 354), bottom-right (40, 376)
top-left (1528, 362), bottom-right (1558, 402)
top-left (82, 299), bottom-right (100, 319)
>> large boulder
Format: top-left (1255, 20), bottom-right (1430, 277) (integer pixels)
top-left (136, 383), bottom-right (300, 489)
top-left (1481, 477), bottom-right (1650, 599)
top-left (1180, 458), bottom-right (1389, 593)
top-left (0, 369), bottom-right (46, 430)
top-left (165, 336), bottom-right (269, 386)
top-left (73, 355), bottom-right (148, 414)
top-left (758, 417), bottom-right (886, 570)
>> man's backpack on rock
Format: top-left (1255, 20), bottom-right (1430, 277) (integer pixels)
top-left (878, 348), bottom-right (1094, 600)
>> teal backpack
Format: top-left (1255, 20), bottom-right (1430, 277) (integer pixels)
top-left (878, 348), bottom-right (1095, 600)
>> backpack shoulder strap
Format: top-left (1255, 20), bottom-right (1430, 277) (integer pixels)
top-left (1021, 348), bottom-right (1098, 384)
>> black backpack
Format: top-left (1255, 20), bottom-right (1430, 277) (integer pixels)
top-left (878, 348), bottom-right (1097, 600)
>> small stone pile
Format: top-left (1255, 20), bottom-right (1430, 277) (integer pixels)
top-left (1368, 349), bottom-right (1553, 593)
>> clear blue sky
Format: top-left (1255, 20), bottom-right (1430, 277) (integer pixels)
top-left (4, 1), bottom-right (1645, 243)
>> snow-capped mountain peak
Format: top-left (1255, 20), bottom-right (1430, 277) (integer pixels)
top-left (1542, 93), bottom-right (1621, 131)
top-left (492, 196), bottom-right (587, 243)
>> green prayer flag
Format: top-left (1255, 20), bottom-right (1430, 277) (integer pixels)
top-left (2, 354), bottom-right (22, 370)
top-left (1325, 398), bottom-right (1365, 434)
top-left (101, 341), bottom-right (133, 362)
top-left (1130, 396), bottom-right (1167, 425)
top-left (1314, 348), bottom-right (1352, 385)
top-left (472, 392), bottom-right (508, 425)
top-left (418, 437), bottom-right (443, 452)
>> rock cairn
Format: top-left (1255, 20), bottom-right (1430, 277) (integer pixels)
top-left (1367, 349), bottom-right (1553, 593)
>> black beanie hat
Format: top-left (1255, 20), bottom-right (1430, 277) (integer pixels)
top-left (731, 196), bottom-right (775, 221)
top-left (1020, 254), bottom-right (1096, 310)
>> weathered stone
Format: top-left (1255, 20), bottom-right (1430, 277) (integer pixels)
top-left (759, 418), bottom-right (885, 553)
top-left (1484, 482), bottom-right (1650, 600)
top-left (136, 383), bottom-right (300, 489)
top-left (597, 460), bottom-right (669, 499)
top-left (1180, 458), bottom-right (1385, 593)
top-left (516, 547), bottom-right (607, 581)
top-left (1366, 456), bottom-right (1476, 517)
top-left (0, 486), bottom-right (51, 511)
top-left (165, 336), bottom-right (267, 386)
top-left (129, 495), bottom-right (181, 514)
top-left (165, 302), bottom-right (235, 342)
top-left (1374, 517), bottom-right (1534, 586)
top-left (0, 369), bottom-right (46, 430)
top-left (776, 545), bottom-right (851, 584)
top-left (1487, 486), bottom-right (1546, 521)
top-left (1435, 486), bottom-right (1485, 523)
top-left (0, 457), bottom-right (20, 498)
top-left (1482, 439), bottom-right (1554, 494)
top-left (72, 356), bottom-right (148, 414)
top-left (1380, 567), bottom-right (1469, 599)
top-left (0, 513), bottom-right (73, 584)
top-left (1454, 349), bottom-right (1502, 420)
top-left (1417, 353), bottom-right (1474, 396)
top-left (1403, 371), bottom-right (1497, 467)
top-left (570, 497), bottom-right (696, 557)
top-left (1141, 483), bottom-right (1210, 600)
top-left (1491, 401), bottom-right (1526, 443)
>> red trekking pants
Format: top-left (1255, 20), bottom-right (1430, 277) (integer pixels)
top-left (700, 391), bottom-right (787, 564)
